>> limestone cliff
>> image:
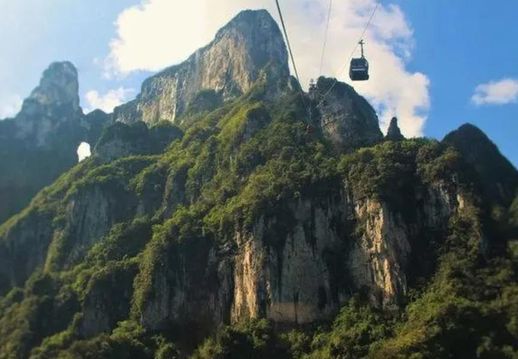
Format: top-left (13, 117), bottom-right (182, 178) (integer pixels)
top-left (14, 61), bottom-right (81, 146)
top-left (135, 172), bottom-right (469, 333)
top-left (113, 10), bottom-right (289, 125)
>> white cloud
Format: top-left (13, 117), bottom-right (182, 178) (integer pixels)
top-left (77, 142), bottom-right (91, 162)
top-left (84, 87), bottom-right (134, 113)
top-left (106, 0), bottom-right (430, 137)
top-left (0, 95), bottom-right (22, 119)
top-left (471, 78), bottom-right (518, 106)
top-left (106, 0), bottom-right (210, 74)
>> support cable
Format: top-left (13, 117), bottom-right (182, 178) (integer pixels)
top-left (319, 0), bottom-right (333, 76)
top-left (317, 2), bottom-right (380, 111)
top-left (274, 0), bottom-right (315, 125)
top-left (275, 0), bottom-right (303, 86)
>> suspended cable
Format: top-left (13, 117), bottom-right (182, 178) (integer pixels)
top-left (275, 0), bottom-right (303, 85)
top-left (274, 0), bottom-right (312, 123)
top-left (317, 1), bottom-right (380, 111)
top-left (319, 0), bottom-right (333, 76)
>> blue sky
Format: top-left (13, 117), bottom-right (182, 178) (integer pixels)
top-left (0, 0), bottom-right (516, 166)
top-left (394, 0), bottom-right (518, 166)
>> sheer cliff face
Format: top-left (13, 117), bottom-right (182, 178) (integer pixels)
top-left (232, 183), bottom-right (465, 322)
top-left (114, 9), bottom-right (290, 125)
top-left (135, 176), bottom-right (468, 332)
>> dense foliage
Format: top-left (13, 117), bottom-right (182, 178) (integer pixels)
top-left (0, 78), bottom-right (517, 359)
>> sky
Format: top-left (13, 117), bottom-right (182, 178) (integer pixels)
top-left (0, 0), bottom-right (516, 166)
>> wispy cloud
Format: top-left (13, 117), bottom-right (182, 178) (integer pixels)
top-left (471, 78), bottom-right (518, 106)
top-left (84, 87), bottom-right (134, 113)
top-left (105, 0), bottom-right (430, 137)
top-left (0, 95), bottom-right (22, 119)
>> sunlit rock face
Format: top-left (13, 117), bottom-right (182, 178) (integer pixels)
top-left (227, 181), bottom-right (466, 324)
top-left (113, 10), bottom-right (290, 125)
top-left (133, 177), bottom-right (468, 332)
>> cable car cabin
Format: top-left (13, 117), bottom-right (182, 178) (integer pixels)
top-left (349, 57), bottom-right (369, 81)
top-left (349, 40), bottom-right (370, 81)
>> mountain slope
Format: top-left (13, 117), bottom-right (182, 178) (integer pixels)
top-left (0, 63), bottom-right (110, 224)
top-left (0, 9), bottom-right (517, 359)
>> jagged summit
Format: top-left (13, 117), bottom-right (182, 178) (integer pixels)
top-left (385, 117), bottom-right (405, 141)
top-left (213, 9), bottom-right (289, 81)
top-left (5, 61), bottom-right (83, 147)
top-left (114, 9), bottom-right (289, 125)
top-left (0, 62), bottom-right (108, 223)
top-left (444, 123), bottom-right (518, 206)
top-left (21, 61), bottom-right (80, 115)
top-left (315, 77), bottom-right (383, 151)
top-left (215, 9), bottom-right (279, 40)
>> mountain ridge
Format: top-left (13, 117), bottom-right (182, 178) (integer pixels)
top-left (0, 8), bottom-right (517, 359)
top-left (113, 9), bottom-right (290, 126)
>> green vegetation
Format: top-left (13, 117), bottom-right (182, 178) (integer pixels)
top-left (188, 205), bottom-right (518, 359)
top-left (0, 78), bottom-right (517, 359)
top-left (193, 320), bottom-right (290, 359)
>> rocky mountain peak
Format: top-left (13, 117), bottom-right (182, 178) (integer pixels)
top-left (315, 77), bottom-right (383, 151)
top-left (214, 9), bottom-right (288, 70)
top-left (10, 62), bottom-right (83, 146)
top-left (443, 123), bottom-right (518, 206)
top-left (0, 62), bottom-right (109, 223)
top-left (114, 9), bottom-right (289, 125)
top-left (22, 61), bottom-right (80, 114)
top-left (385, 117), bottom-right (405, 141)
top-left (445, 123), bottom-right (490, 143)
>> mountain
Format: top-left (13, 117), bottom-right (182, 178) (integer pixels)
top-left (113, 10), bottom-right (290, 126)
top-left (385, 117), bottom-right (405, 141)
top-left (443, 123), bottom-right (518, 207)
top-left (315, 77), bottom-right (383, 151)
top-left (0, 9), bottom-right (517, 359)
top-left (0, 62), bottom-right (110, 223)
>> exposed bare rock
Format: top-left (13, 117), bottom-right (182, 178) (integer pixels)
top-left (385, 117), bottom-right (405, 141)
top-left (113, 10), bottom-right (289, 125)
top-left (135, 175), bottom-right (468, 334)
top-left (316, 77), bottom-right (383, 152)
top-left (231, 197), bottom-right (349, 325)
